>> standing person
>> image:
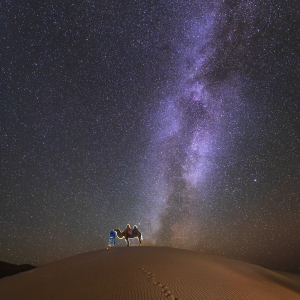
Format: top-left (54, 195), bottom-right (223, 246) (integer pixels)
top-left (108, 229), bottom-right (116, 248)
top-left (124, 224), bottom-right (131, 243)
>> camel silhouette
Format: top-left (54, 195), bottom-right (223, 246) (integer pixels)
top-left (114, 225), bottom-right (142, 246)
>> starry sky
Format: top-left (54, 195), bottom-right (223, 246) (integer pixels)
top-left (2, 0), bottom-right (300, 271)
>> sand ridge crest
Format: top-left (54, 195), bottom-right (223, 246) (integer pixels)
top-left (0, 246), bottom-right (299, 300)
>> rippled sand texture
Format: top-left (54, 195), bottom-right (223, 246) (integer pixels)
top-left (0, 247), bottom-right (299, 300)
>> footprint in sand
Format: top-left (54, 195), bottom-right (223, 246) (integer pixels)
top-left (138, 265), bottom-right (179, 299)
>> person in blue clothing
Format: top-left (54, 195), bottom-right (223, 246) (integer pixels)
top-left (108, 229), bottom-right (116, 248)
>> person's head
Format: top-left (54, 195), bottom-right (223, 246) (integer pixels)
top-left (111, 229), bottom-right (113, 232)
top-left (127, 224), bottom-right (130, 228)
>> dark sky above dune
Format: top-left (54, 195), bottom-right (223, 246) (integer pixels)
top-left (2, 0), bottom-right (300, 271)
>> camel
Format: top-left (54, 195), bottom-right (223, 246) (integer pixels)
top-left (114, 225), bottom-right (142, 246)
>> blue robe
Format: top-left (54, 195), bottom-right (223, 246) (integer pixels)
top-left (108, 231), bottom-right (116, 247)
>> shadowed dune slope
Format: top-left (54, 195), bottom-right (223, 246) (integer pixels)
top-left (0, 247), bottom-right (299, 300)
top-left (0, 261), bottom-right (36, 279)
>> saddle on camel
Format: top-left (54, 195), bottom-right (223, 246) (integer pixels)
top-left (114, 224), bottom-right (142, 246)
top-left (125, 224), bottom-right (132, 240)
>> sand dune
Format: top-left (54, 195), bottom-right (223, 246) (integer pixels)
top-left (0, 246), bottom-right (299, 300)
top-left (0, 261), bottom-right (36, 279)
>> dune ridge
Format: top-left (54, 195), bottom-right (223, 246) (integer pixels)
top-left (0, 246), bottom-right (299, 300)
top-left (0, 261), bottom-right (36, 279)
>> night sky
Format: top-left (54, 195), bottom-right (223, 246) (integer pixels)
top-left (2, 0), bottom-right (300, 271)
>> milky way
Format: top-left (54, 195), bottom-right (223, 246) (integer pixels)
top-left (2, 0), bottom-right (300, 271)
top-left (144, 1), bottom-right (300, 270)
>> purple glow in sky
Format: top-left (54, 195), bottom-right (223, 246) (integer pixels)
top-left (143, 4), bottom-right (244, 247)
top-left (2, 0), bottom-right (300, 271)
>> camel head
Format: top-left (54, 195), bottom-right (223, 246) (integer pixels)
top-left (114, 229), bottom-right (123, 239)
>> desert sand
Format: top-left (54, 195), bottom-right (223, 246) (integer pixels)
top-left (0, 262), bottom-right (36, 279)
top-left (0, 246), bottom-right (299, 300)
